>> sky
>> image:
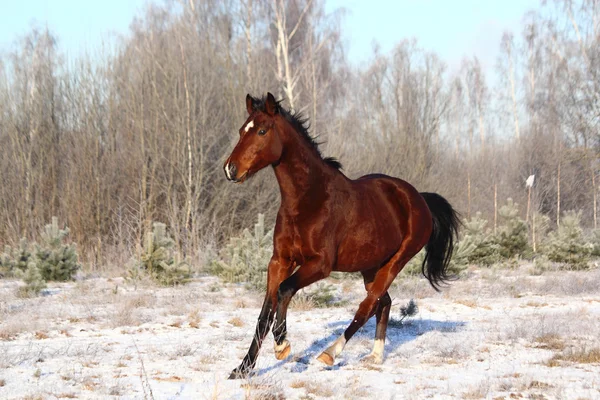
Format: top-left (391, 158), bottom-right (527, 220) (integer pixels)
top-left (0, 0), bottom-right (146, 59)
top-left (0, 0), bottom-right (540, 75)
top-left (326, 0), bottom-right (539, 74)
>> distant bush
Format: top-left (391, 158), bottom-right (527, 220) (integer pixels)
top-left (461, 212), bottom-right (501, 266)
top-left (35, 217), bottom-right (80, 281)
top-left (495, 198), bottom-right (531, 259)
top-left (133, 222), bottom-right (191, 286)
top-left (0, 238), bottom-right (35, 278)
top-left (297, 283), bottom-right (346, 308)
top-left (208, 213), bottom-right (273, 291)
top-left (543, 211), bottom-right (592, 269)
top-left (19, 263), bottom-right (47, 296)
top-left (0, 217), bottom-right (79, 295)
top-left (590, 229), bottom-right (600, 258)
top-left (403, 235), bottom-right (471, 278)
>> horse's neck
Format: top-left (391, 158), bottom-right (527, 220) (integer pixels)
top-left (273, 136), bottom-right (330, 209)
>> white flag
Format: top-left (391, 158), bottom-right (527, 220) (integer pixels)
top-left (526, 175), bottom-right (535, 187)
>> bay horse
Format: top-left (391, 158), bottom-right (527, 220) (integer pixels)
top-left (224, 93), bottom-right (459, 379)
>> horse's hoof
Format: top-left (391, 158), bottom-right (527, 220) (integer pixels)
top-left (316, 351), bottom-right (334, 366)
top-left (228, 367), bottom-right (249, 380)
top-left (361, 354), bottom-right (383, 365)
top-left (274, 340), bottom-right (291, 360)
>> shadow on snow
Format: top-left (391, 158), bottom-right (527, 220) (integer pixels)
top-left (254, 317), bottom-right (466, 376)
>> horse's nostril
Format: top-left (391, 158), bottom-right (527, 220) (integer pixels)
top-left (225, 162), bottom-right (237, 181)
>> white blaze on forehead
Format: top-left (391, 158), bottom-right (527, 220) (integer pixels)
top-left (244, 120), bottom-right (254, 132)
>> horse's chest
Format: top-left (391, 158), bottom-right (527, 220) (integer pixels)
top-left (281, 219), bottom-right (314, 263)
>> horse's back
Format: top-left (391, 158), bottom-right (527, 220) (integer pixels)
top-left (333, 173), bottom-right (430, 272)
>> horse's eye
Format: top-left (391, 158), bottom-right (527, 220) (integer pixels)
top-left (258, 129), bottom-right (267, 136)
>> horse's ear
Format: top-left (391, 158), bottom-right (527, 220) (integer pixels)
top-left (246, 94), bottom-right (254, 114)
top-left (265, 92), bottom-right (277, 116)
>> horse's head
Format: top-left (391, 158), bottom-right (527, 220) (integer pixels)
top-left (224, 93), bottom-right (283, 183)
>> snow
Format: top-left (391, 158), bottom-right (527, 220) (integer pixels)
top-left (1, 267), bottom-right (599, 399)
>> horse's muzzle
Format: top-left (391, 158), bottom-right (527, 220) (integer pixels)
top-left (224, 162), bottom-right (237, 181)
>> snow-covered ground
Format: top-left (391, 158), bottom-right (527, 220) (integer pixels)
top-left (1, 266), bottom-right (599, 399)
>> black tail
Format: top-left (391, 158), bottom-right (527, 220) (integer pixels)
top-left (420, 192), bottom-right (461, 291)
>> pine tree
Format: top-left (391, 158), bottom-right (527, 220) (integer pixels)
top-left (530, 211), bottom-right (551, 253)
top-left (590, 229), bottom-right (600, 258)
top-left (20, 263), bottom-right (47, 296)
top-left (403, 250), bottom-right (425, 276)
top-left (544, 211), bottom-right (592, 269)
top-left (0, 238), bottom-right (34, 277)
top-left (139, 222), bottom-right (190, 286)
top-left (209, 213), bottom-right (273, 291)
top-left (495, 198), bottom-right (530, 259)
top-left (462, 212), bottom-right (501, 265)
top-left (449, 236), bottom-right (477, 272)
top-left (35, 217), bottom-right (80, 281)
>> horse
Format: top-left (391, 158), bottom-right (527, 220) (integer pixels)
top-left (223, 93), bottom-right (459, 379)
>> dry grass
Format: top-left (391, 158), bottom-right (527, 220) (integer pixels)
top-left (111, 303), bottom-right (141, 328)
top-left (34, 331), bottom-right (49, 340)
top-left (527, 380), bottom-right (553, 390)
top-left (169, 319), bottom-right (183, 328)
top-left (289, 379), bottom-right (306, 389)
top-left (242, 379), bottom-right (285, 400)
top-left (534, 333), bottom-right (565, 350)
top-left (290, 294), bottom-right (316, 310)
top-left (228, 317), bottom-right (245, 327)
top-left (126, 292), bottom-right (156, 309)
top-left (304, 381), bottom-right (335, 397)
top-left (523, 300), bottom-right (548, 307)
top-left (547, 346), bottom-right (600, 366)
top-left (235, 298), bottom-right (248, 308)
top-left (454, 298), bottom-right (478, 308)
top-left (188, 309), bottom-right (202, 328)
top-left (0, 318), bottom-right (33, 341)
top-left (462, 379), bottom-right (490, 399)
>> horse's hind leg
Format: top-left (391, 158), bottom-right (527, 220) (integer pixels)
top-left (317, 241), bottom-right (421, 366)
top-left (363, 291), bottom-right (391, 364)
top-left (358, 270), bottom-right (392, 364)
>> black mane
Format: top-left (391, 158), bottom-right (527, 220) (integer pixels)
top-left (249, 95), bottom-right (342, 170)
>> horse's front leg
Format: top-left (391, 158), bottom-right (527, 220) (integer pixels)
top-left (272, 257), bottom-right (331, 360)
top-left (228, 257), bottom-right (292, 379)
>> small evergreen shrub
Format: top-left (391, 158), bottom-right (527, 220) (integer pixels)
top-left (403, 250), bottom-right (425, 276)
top-left (530, 254), bottom-right (553, 275)
top-left (389, 299), bottom-right (419, 327)
top-left (209, 214), bottom-right (273, 291)
top-left (403, 238), bottom-right (471, 279)
top-left (35, 217), bottom-right (80, 281)
top-left (136, 222), bottom-right (191, 286)
top-left (0, 238), bottom-right (34, 278)
top-left (590, 230), bottom-right (600, 258)
top-left (543, 211), bottom-right (592, 269)
top-left (462, 212), bottom-right (501, 265)
top-left (1, 217), bottom-right (79, 295)
top-left (530, 211), bottom-right (551, 252)
top-left (19, 263), bottom-right (47, 296)
top-left (495, 198), bottom-right (531, 259)
top-left (298, 283), bottom-right (346, 308)
top-left (448, 236), bottom-right (477, 273)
